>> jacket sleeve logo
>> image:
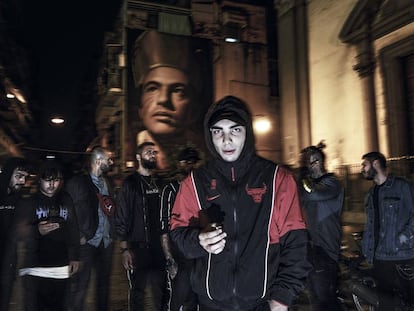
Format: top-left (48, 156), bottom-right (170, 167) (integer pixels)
top-left (210, 179), bottom-right (217, 190)
top-left (245, 183), bottom-right (267, 203)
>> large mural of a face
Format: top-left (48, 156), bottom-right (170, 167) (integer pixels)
top-left (127, 30), bottom-right (212, 171)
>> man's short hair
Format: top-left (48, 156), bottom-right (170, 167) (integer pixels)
top-left (136, 142), bottom-right (155, 155)
top-left (0, 157), bottom-right (28, 175)
top-left (90, 146), bottom-right (109, 163)
top-left (38, 160), bottom-right (63, 180)
top-left (362, 151), bottom-right (387, 169)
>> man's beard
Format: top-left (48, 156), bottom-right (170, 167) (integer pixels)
top-left (364, 166), bottom-right (377, 180)
top-left (142, 158), bottom-right (157, 170)
top-left (8, 184), bottom-right (23, 193)
top-left (100, 163), bottom-right (111, 173)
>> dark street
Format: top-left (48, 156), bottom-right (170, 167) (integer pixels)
top-left (7, 233), bottom-right (366, 311)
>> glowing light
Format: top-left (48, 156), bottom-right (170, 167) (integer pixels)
top-left (50, 116), bottom-right (65, 125)
top-left (225, 37), bottom-right (238, 43)
top-left (254, 118), bottom-right (271, 134)
top-left (126, 161), bottom-right (135, 168)
top-left (6, 93), bottom-right (15, 99)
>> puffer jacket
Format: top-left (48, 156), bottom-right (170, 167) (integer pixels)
top-left (363, 175), bottom-right (414, 263)
top-left (170, 96), bottom-right (310, 310)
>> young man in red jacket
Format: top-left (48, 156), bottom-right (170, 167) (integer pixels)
top-left (170, 96), bottom-right (310, 311)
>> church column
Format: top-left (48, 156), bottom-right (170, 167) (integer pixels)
top-left (352, 18), bottom-right (379, 152)
top-left (275, 0), bottom-right (311, 165)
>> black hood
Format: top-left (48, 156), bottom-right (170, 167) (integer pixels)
top-left (0, 157), bottom-right (27, 201)
top-left (204, 96), bottom-right (256, 179)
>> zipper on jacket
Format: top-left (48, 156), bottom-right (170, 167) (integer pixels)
top-left (231, 188), bottom-right (239, 302)
top-left (140, 180), bottom-right (150, 244)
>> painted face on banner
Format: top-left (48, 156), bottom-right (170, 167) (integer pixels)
top-left (139, 67), bottom-right (192, 137)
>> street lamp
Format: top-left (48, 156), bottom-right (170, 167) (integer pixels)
top-left (253, 116), bottom-right (271, 134)
top-left (50, 116), bottom-right (65, 125)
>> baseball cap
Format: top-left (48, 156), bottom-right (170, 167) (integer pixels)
top-left (178, 147), bottom-right (200, 162)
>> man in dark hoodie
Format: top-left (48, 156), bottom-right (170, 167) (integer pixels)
top-left (299, 144), bottom-right (344, 311)
top-left (170, 96), bottom-right (310, 311)
top-left (19, 159), bottom-right (80, 310)
top-left (0, 157), bottom-right (29, 310)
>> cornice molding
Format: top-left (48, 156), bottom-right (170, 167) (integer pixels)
top-left (340, 0), bottom-right (414, 44)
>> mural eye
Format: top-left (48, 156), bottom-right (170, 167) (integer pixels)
top-left (172, 85), bottom-right (187, 96)
top-left (143, 83), bottom-right (159, 93)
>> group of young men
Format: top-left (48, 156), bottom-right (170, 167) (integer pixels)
top-left (1, 95), bottom-right (414, 311)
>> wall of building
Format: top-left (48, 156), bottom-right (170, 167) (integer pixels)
top-left (213, 42), bottom-right (281, 162)
top-left (374, 22), bottom-right (414, 158)
top-left (304, 0), bottom-right (414, 168)
top-left (307, 0), bottom-right (365, 168)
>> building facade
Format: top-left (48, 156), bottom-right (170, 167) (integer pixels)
top-left (96, 0), bottom-right (280, 171)
top-left (279, 0), bottom-right (414, 171)
top-left (96, 0), bottom-right (414, 181)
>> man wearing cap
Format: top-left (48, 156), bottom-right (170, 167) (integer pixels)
top-left (170, 96), bottom-right (310, 310)
top-left (132, 30), bottom-right (209, 170)
top-left (160, 147), bottom-right (201, 311)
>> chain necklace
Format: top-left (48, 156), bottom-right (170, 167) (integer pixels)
top-left (140, 175), bottom-right (159, 195)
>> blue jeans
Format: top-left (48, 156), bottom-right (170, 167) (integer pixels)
top-left (307, 245), bottom-right (341, 311)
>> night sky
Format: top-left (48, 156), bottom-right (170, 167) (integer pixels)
top-left (5, 0), bottom-right (122, 152)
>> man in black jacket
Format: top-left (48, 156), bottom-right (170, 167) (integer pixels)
top-left (299, 144), bottom-right (344, 311)
top-left (65, 146), bottom-right (116, 311)
top-left (0, 157), bottom-right (29, 310)
top-left (115, 141), bottom-right (166, 310)
top-left (170, 96), bottom-right (310, 311)
top-left (160, 147), bottom-right (201, 311)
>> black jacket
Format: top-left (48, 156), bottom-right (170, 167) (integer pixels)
top-left (114, 172), bottom-right (163, 243)
top-left (65, 173), bottom-right (115, 241)
top-left (170, 96), bottom-right (310, 309)
top-left (300, 173), bottom-right (344, 261)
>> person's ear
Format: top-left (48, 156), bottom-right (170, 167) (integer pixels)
top-left (136, 154), bottom-right (141, 162)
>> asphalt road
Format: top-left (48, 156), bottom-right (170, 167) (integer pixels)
top-left (9, 239), bottom-right (363, 311)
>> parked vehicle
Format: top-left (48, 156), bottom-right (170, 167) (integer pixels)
top-left (340, 227), bottom-right (414, 311)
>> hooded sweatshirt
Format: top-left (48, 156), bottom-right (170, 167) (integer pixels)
top-left (170, 96), bottom-right (310, 309)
